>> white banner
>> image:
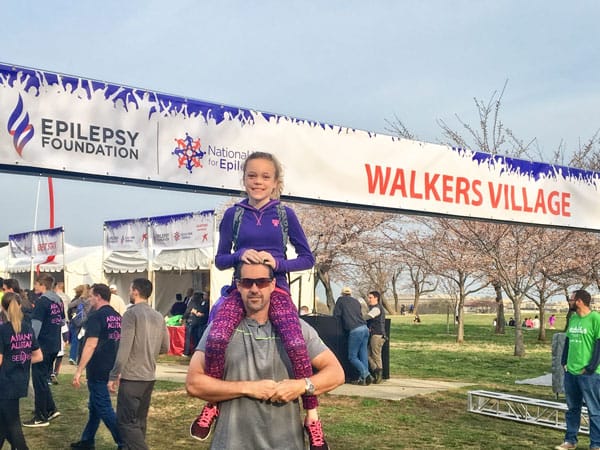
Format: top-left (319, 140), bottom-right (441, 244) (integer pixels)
top-left (0, 63), bottom-right (598, 230)
top-left (32, 227), bottom-right (63, 258)
top-left (8, 227), bottom-right (63, 262)
top-left (104, 218), bottom-right (148, 252)
top-left (150, 211), bottom-right (214, 251)
top-left (8, 232), bottom-right (32, 259)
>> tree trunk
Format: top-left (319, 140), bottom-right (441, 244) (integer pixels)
top-left (316, 266), bottom-right (335, 312)
top-left (456, 301), bottom-right (465, 344)
top-left (456, 282), bottom-right (466, 343)
top-left (493, 281), bottom-right (505, 335)
top-left (513, 297), bottom-right (525, 357)
top-left (392, 272), bottom-right (400, 313)
top-left (538, 307), bottom-right (546, 342)
top-left (413, 290), bottom-right (421, 315)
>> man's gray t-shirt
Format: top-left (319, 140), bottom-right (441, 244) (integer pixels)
top-left (198, 318), bottom-right (328, 450)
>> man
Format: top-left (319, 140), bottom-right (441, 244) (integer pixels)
top-left (52, 281), bottom-right (71, 385)
top-left (54, 282), bottom-right (71, 318)
top-left (556, 289), bottom-right (600, 450)
top-left (333, 287), bottom-right (371, 385)
top-left (366, 291), bottom-right (386, 384)
top-left (186, 262), bottom-right (344, 450)
top-left (71, 283), bottom-right (123, 449)
top-left (109, 285), bottom-right (127, 316)
top-left (183, 287), bottom-right (194, 307)
top-left (108, 278), bottom-right (169, 450)
top-left (24, 274), bottom-right (64, 427)
top-left (169, 293), bottom-right (187, 317)
top-left (182, 291), bottom-right (209, 356)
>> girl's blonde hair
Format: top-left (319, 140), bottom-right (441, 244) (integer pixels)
top-left (242, 151), bottom-right (284, 199)
top-left (74, 284), bottom-right (90, 299)
top-left (2, 292), bottom-right (23, 334)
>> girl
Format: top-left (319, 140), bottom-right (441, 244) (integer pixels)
top-left (0, 292), bottom-right (43, 449)
top-left (190, 152), bottom-right (328, 450)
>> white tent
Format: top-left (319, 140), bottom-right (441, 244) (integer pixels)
top-left (104, 247), bottom-right (213, 315)
top-left (103, 242), bottom-right (316, 316)
top-left (102, 210), bottom-right (315, 315)
top-left (2, 243), bottom-right (104, 295)
top-left (0, 245), bottom-right (9, 279)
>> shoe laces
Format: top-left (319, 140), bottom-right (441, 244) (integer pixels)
top-left (306, 420), bottom-right (325, 446)
top-left (197, 405), bottom-right (218, 427)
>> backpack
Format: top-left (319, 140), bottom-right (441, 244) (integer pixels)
top-left (71, 302), bottom-right (87, 328)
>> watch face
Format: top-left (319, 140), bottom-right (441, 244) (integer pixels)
top-left (305, 378), bottom-right (315, 395)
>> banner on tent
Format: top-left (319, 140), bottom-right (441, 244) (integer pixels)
top-left (150, 211), bottom-right (214, 251)
top-left (8, 227), bottom-right (64, 261)
top-left (1, 63), bottom-right (600, 230)
top-left (104, 218), bottom-right (148, 252)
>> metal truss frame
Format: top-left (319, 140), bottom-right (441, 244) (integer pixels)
top-left (467, 390), bottom-right (589, 434)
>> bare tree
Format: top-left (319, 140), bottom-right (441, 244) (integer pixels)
top-left (294, 203), bottom-right (395, 311)
top-left (422, 218), bottom-right (489, 343)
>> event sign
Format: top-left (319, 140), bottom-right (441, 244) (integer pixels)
top-left (1, 62), bottom-right (599, 230)
top-left (150, 211), bottom-right (214, 251)
top-left (104, 218), bottom-right (149, 251)
top-left (9, 227), bottom-right (64, 261)
top-left (104, 210), bottom-right (214, 253)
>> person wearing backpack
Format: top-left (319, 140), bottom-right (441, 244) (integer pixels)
top-left (188, 151), bottom-right (328, 450)
top-left (67, 285), bottom-right (89, 364)
top-left (24, 275), bottom-right (65, 427)
top-left (67, 285), bottom-right (92, 365)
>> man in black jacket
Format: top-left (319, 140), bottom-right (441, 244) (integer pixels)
top-left (333, 287), bottom-right (371, 385)
top-left (366, 291), bottom-right (386, 384)
top-left (183, 292), bottom-right (209, 356)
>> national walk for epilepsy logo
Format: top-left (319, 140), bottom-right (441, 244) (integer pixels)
top-left (172, 132), bottom-right (205, 173)
top-left (7, 95), bottom-right (34, 157)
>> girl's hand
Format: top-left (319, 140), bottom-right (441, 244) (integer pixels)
top-left (257, 251), bottom-right (276, 269)
top-left (241, 249), bottom-right (263, 264)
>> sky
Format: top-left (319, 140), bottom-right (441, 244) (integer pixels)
top-left (1, 0), bottom-right (599, 246)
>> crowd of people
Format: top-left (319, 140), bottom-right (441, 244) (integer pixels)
top-left (0, 275), bottom-right (169, 450)
top-left (0, 152), bottom-right (395, 450)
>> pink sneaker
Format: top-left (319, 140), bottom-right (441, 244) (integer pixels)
top-left (190, 403), bottom-right (219, 441)
top-left (304, 419), bottom-right (329, 450)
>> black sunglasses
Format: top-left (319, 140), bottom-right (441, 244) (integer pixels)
top-left (237, 278), bottom-right (273, 289)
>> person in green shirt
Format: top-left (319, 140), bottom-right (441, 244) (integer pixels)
top-left (557, 289), bottom-right (600, 450)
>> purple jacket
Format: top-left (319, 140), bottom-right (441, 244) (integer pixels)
top-left (215, 199), bottom-right (315, 290)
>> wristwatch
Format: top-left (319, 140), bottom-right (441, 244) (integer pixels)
top-left (304, 377), bottom-right (315, 395)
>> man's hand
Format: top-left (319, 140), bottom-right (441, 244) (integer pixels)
top-left (243, 380), bottom-right (278, 401)
top-left (108, 377), bottom-right (120, 393)
top-left (72, 372), bottom-right (83, 388)
top-left (270, 379), bottom-right (305, 403)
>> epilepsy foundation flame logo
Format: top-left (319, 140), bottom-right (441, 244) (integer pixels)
top-left (7, 95), bottom-right (34, 157)
top-left (172, 133), bottom-right (205, 173)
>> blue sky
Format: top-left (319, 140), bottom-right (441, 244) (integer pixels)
top-left (1, 1), bottom-right (599, 245)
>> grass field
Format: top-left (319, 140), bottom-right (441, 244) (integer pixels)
top-left (20, 313), bottom-right (578, 449)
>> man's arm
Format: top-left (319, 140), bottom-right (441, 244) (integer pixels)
top-left (270, 348), bottom-right (345, 403)
top-left (109, 311), bottom-right (135, 382)
top-left (160, 322), bottom-right (169, 354)
top-left (561, 337), bottom-right (570, 368)
top-left (185, 351), bottom-right (278, 403)
top-left (31, 348), bottom-right (43, 364)
top-left (30, 298), bottom-right (46, 338)
top-left (73, 337), bottom-right (98, 388)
